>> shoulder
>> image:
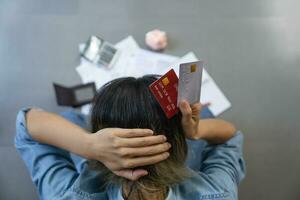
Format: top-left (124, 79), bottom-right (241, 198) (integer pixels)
top-left (60, 165), bottom-right (120, 200)
top-left (170, 171), bottom-right (238, 200)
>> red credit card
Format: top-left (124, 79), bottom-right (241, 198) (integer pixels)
top-left (149, 69), bottom-right (179, 118)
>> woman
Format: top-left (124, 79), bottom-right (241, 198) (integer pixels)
top-left (15, 75), bottom-right (245, 200)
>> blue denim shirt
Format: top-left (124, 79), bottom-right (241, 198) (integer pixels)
top-left (15, 108), bottom-right (245, 200)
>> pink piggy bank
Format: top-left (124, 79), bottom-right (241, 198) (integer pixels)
top-left (145, 29), bottom-right (168, 51)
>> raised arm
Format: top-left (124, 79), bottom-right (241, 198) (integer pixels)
top-left (179, 101), bottom-right (245, 196)
top-left (196, 119), bottom-right (236, 143)
top-left (27, 109), bottom-right (92, 159)
top-left (26, 109), bottom-right (171, 180)
top-left (179, 101), bottom-right (236, 143)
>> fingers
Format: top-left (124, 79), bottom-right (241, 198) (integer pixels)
top-left (191, 103), bottom-right (201, 113)
top-left (191, 103), bottom-right (201, 121)
top-left (179, 101), bottom-right (201, 121)
top-left (119, 142), bottom-right (171, 157)
top-left (113, 169), bottom-right (148, 181)
top-left (191, 103), bottom-right (201, 117)
top-left (131, 169), bottom-right (148, 180)
top-left (122, 152), bottom-right (170, 168)
top-left (179, 101), bottom-right (192, 119)
top-left (180, 101), bottom-right (193, 125)
top-left (119, 135), bottom-right (167, 148)
top-left (113, 128), bottom-right (154, 138)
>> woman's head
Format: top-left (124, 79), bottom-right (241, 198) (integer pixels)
top-left (90, 75), bottom-right (190, 189)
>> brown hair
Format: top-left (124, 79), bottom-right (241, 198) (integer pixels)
top-left (90, 75), bottom-right (191, 199)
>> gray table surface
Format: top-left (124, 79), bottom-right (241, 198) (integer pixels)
top-left (1, 0), bottom-right (300, 199)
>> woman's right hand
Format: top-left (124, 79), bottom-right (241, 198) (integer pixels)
top-left (179, 101), bottom-right (237, 144)
top-left (179, 100), bottom-right (202, 140)
top-left (85, 128), bottom-right (171, 181)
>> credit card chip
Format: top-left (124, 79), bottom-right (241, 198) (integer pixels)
top-left (162, 77), bottom-right (170, 86)
top-left (190, 64), bottom-right (197, 72)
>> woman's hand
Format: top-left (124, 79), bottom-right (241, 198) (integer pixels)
top-left (85, 128), bottom-right (171, 181)
top-left (179, 100), bottom-right (202, 140)
top-left (179, 101), bottom-right (237, 143)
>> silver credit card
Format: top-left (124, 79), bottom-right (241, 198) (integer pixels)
top-left (177, 61), bottom-right (203, 105)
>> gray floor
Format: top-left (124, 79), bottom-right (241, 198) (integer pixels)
top-left (1, 0), bottom-right (300, 199)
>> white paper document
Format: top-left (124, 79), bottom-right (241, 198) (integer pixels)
top-left (76, 36), bottom-right (231, 116)
top-left (77, 36), bottom-right (140, 88)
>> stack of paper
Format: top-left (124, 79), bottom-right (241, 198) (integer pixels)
top-left (76, 36), bottom-right (231, 116)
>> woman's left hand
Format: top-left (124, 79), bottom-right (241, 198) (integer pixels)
top-left (85, 128), bottom-right (171, 181)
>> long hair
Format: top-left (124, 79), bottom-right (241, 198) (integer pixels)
top-left (90, 75), bottom-right (190, 199)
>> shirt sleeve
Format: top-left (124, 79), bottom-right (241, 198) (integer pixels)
top-left (199, 131), bottom-right (246, 189)
top-left (14, 108), bottom-right (79, 200)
